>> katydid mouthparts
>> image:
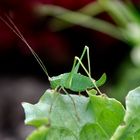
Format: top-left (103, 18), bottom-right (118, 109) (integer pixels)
top-left (0, 15), bottom-right (106, 94)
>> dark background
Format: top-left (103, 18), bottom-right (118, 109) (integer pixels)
top-left (0, 0), bottom-right (138, 139)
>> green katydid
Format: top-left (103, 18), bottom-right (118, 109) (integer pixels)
top-left (49, 46), bottom-right (106, 94)
top-left (0, 15), bottom-right (106, 94)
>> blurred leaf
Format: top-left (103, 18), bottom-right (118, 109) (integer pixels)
top-left (48, 1), bottom-right (104, 31)
top-left (110, 87), bottom-right (140, 140)
top-left (36, 4), bottom-right (123, 40)
top-left (109, 60), bottom-right (140, 103)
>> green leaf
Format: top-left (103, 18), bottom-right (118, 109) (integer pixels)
top-left (110, 87), bottom-right (140, 140)
top-left (96, 73), bottom-right (107, 87)
top-left (27, 126), bottom-right (49, 140)
top-left (22, 89), bottom-right (125, 140)
top-left (22, 89), bottom-right (93, 139)
top-left (45, 127), bottom-right (77, 140)
top-left (88, 93), bottom-right (125, 138)
top-left (27, 126), bottom-right (77, 140)
top-left (79, 123), bottom-right (108, 140)
top-left (86, 89), bottom-right (97, 95)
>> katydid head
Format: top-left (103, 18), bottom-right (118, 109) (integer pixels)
top-left (49, 74), bottom-right (64, 89)
top-left (74, 46), bottom-right (90, 74)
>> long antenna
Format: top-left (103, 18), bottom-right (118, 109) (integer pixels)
top-left (0, 14), bottom-right (50, 79)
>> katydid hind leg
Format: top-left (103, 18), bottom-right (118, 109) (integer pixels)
top-left (75, 56), bottom-right (103, 95)
top-left (74, 46), bottom-right (88, 73)
top-left (67, 46), bottom-right (90, 88)
top-left (68, 45), bottom-right (87, 83)
top-left (86, 46), bottom-right (91, 76)
top-left (66, 45), bottom-right (89, 90)
top-left (74, 46), bottom-right (91, 75)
